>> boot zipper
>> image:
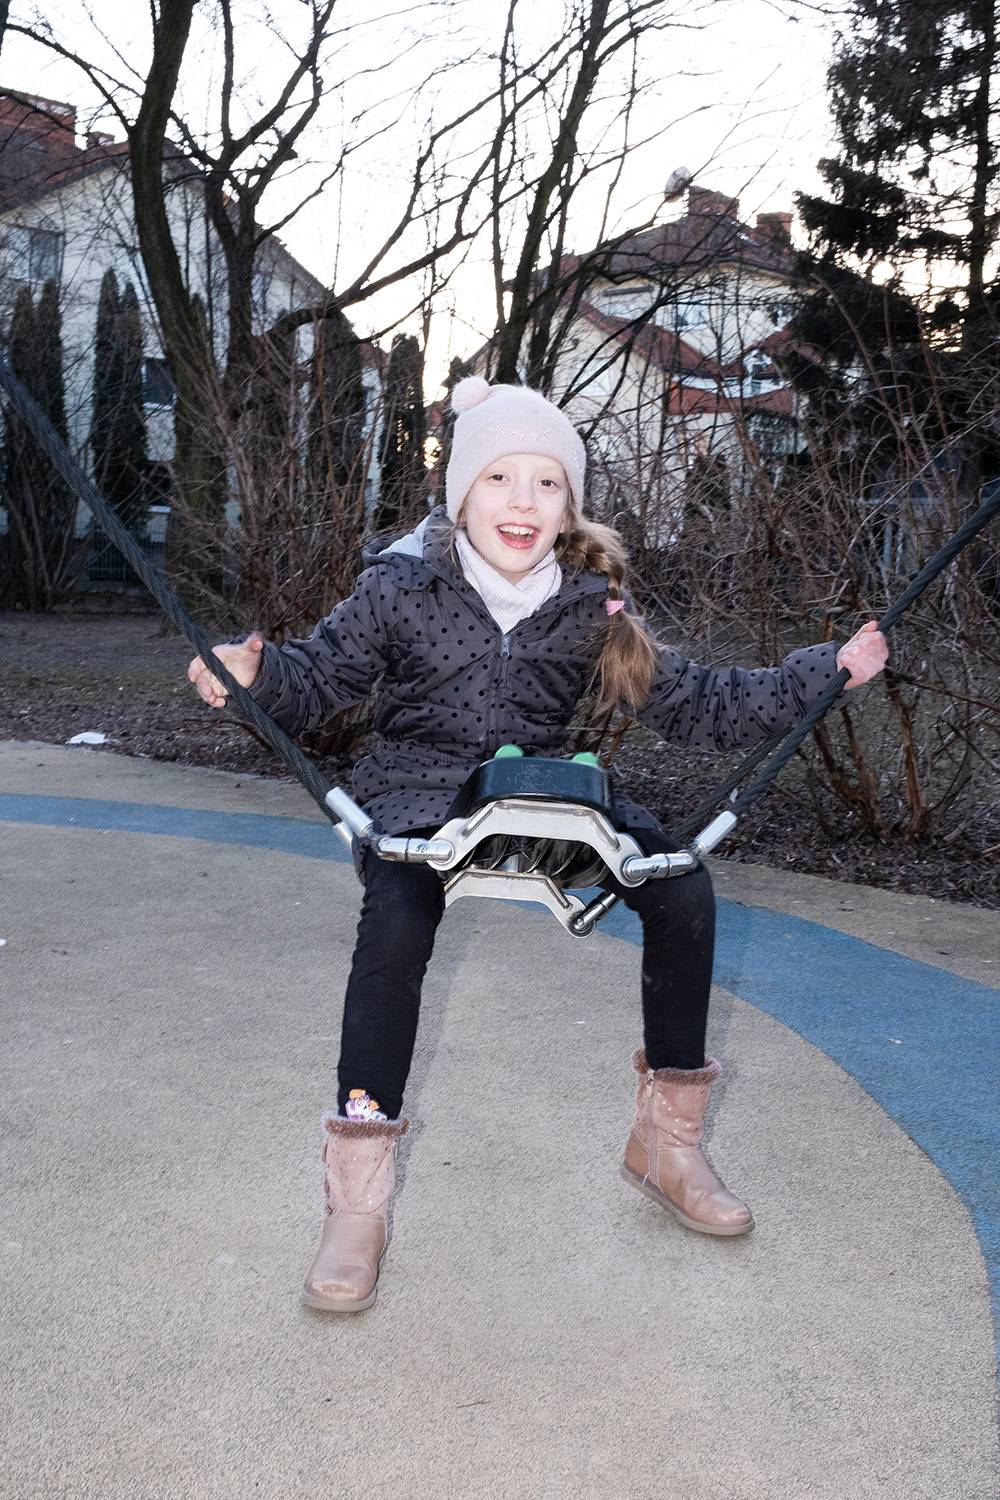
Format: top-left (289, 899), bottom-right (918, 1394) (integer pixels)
top-left (646, 1069), bottom-right (656, 1181)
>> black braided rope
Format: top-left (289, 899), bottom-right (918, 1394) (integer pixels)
top-left (670, 730), bottom-right (784, 843)
top-left (0, 354), bottom-right (339, 825)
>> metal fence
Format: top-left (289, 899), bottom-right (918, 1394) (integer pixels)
top-left (0, 503), bottom-right (169, 593)
top-left (83, 505), bottom-right (169, 584)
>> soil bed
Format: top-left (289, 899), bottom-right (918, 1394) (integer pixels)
top-left (3, 609), bottom-right (996, 908)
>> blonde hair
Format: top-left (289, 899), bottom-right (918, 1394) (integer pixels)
top-left (557, 506), bottom-right (659, 713)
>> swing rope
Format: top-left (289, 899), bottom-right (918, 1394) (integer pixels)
top-left (2, 351), bottom-right (997, 852)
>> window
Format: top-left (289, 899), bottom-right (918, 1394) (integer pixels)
top-left (145, 461), bottom-right (173, 506)
top-left (748, 357), bottom-right (769, 395)
top-left (747, 413), bottom-right (797, 458)
top-left (142, 357), bottom-right (175, 408)
top-left (599, 283), bottom-right (653, 320)
top-left (252, 271), bottom-right (271, 315)
top-left (602, 282), bottom-right (652, 301)
top-left (6, 225), bottom-right (63, 285)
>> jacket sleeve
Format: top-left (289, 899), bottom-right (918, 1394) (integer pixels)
top-left (246, 565), bottom-right (390, 736)
top-left (635, 640), bottom-right (841, 752)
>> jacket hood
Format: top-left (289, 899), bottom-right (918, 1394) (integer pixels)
top-left (361, 506), bottom-right (453, 571)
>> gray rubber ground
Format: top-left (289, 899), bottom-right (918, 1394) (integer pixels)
top-left (1, 743), bottom-right (997, 1499)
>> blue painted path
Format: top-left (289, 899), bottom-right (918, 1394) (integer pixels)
top-left (3, 791), bottom-right (997, 1363)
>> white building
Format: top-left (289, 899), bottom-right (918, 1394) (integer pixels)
top-left (472, 187), bottom-right (813, 542)
top-left (0, 90), bottom-right (384, 580)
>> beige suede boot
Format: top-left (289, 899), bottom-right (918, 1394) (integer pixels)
top-left (621, 1048), bottom-right (753, 1236)
top-left (302, 1113), bottom-right (410, 1312)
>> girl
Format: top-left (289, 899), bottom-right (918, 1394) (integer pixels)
top-left (188, 377), bottom-right (888, 1313)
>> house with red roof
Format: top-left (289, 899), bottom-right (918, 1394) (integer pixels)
top-left (467, 187), bottom-right (817, 542)
top-left (0, 90), bottom-right (386, 576)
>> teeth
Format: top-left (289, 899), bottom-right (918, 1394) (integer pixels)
top-left (499, 525), bottom-right (535, 537)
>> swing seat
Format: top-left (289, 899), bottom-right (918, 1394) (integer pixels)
top-left (326, 746), bottom-right (702, 936)
top-left (413, 746), bottom-right (694, 935)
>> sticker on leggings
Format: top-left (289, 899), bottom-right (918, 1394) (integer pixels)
top-left (345, 1089), bottom-right (388, 1123)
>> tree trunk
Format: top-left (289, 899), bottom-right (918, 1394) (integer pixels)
top-left (129, 0), bottom-right (227, 608)
top-left (493, 0), bottom-right (612, 384)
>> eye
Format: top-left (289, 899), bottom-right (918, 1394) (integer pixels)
top-left (538, 477), bottom-right (561, 488)
top-left (488, 471), bottom-right (507, 482)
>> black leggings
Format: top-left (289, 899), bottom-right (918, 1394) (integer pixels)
top-left (336, 824), bottom-right (715, 1120)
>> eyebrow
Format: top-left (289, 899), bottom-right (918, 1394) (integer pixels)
top-left (485, 462), bottom-right (563, 478)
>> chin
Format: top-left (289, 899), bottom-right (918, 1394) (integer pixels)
top-left (492, 547), bottom-right (545, 577)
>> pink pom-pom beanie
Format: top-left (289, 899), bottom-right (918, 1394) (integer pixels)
top-left (445, 376), bottom-right (586, 520)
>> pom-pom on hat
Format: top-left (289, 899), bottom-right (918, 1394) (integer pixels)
top-left (445, 376), bottom-right (586, 520)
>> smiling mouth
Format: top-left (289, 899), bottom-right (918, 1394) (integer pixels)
top-left (496, 523), bottom-right (539, 549)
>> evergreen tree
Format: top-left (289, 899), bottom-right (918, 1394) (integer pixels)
top-left (35, 282), bottom-right (69, 446)
top-left (90, 270), bottom-right (149, 534)
top-left (1, 281), bottom-right (76, 609)
top-left (306, 307), bottom-right (366, 497)
top-left (90, 269), bottom-right (120, 471)
top-left (373, 333), bottom-right (427, 536)
top-left (435, 354), bottom-right (472, 499)
top-left (799, 0), bottom-right (998, 346)
top-left (793, 0), bottom-right (1000, 487)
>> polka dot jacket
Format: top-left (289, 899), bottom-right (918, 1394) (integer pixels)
top-left (248, 507), bottom-right (840, 835)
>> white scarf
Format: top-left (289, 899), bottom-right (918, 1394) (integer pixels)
top-left (454, 529), bottom-right (562, 634)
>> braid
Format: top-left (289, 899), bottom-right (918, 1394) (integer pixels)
top-left (559, 512), bottom-right (658, 712)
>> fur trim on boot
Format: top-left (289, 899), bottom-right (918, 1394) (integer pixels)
top-left (631, 1047), bottom-right (719, 1087)
top-left (320, 1112), bottom-right (410, 1143)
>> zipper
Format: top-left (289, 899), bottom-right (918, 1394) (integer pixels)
top-left (417, 552), bottom-right (608, 755)
top-left (646, 1069), bottom-right (656, 1180)
top-left (485, 632), bottom-right (512, 754)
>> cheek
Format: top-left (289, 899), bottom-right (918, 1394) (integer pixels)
top-left (460, 493), bottom-right (491, 532)
top-left (545, 498), bottom-right (569, 535)
top-left (465, 506), bottom-right (496, 542)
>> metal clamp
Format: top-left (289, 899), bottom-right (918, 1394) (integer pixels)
top-left (619, 850), bottom-right (698, 881)
top-left (689, 810), bottom-right (738, 859)
top-left (374, 835), bottom-right (455, 863)
top-left (324, 786), bottom-right (375, 849)
top-left (323, 782), bottom-right (735, 937)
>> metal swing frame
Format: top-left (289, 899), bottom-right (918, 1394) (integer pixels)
top-left (325, 781), bottom-right (735, 937)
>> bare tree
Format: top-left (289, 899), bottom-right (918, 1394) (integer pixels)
top-left (13, 0), bottom-right (630, 609)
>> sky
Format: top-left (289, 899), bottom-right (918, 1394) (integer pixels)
top-left (3, 0), bottom-right (840, 390)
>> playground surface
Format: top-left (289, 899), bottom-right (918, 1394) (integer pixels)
top-left (1, 738), bottom-right (998, 1500)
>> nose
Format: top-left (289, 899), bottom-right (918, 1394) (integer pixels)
top-left (509, 482), bottom-right (538, 512)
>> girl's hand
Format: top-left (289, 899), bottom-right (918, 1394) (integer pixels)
top-left (187, 632), bottom-right (264, 708)
top-left (836, 620), bottom-right (889, 689)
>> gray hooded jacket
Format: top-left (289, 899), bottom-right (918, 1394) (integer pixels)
top-left (248, 507), bottom-right (839, 834)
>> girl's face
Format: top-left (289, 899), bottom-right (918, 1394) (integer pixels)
top-left (460, 452), bottom-right (569, 583)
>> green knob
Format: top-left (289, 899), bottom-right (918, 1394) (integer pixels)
top-left (571, 751), bottom-right (601, 767)
top-left (494, 743), bottom-right (524, 758)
